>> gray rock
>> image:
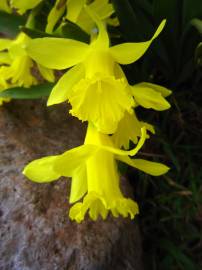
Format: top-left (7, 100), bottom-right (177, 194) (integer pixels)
top-left (0, 100), bottom-right (144, 270)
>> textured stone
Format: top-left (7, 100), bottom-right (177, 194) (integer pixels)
top-left (0, 100), bottom-right (143, 270)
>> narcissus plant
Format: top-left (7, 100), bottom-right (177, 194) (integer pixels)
top-left (0, 1), bottom-right (172, 222)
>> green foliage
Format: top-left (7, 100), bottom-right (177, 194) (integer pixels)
top-left (55, 21), bottom-right (90, 43)
top-left (0, 11), bottom-right (25, 37)
top-left (20, 26), bottom-right (54, 38)
top-left (0, 84), bottom-right (53, 99)
top-left (21, 22), bottom-right (90, 42)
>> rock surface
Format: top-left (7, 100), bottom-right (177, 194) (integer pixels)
top-left (0, 100), bottom-right (144, 270)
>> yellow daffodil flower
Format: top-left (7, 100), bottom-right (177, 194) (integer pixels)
top-left (0, 33), bottom-right (55, 88)
top-left (26, 7), bottom-right (166, 133)
top-left (46, 0), bottom-right (114, 34)
top-left (10, 0), bottom-right (42, 14)
top-left (0, 0), bottom-right (12, 13)
top-left (23, 124), bottom-right (169, 222)
top-left (113, 111), bottom-right (155, 149)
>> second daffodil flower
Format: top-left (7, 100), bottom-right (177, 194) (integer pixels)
top-left (23, 124), bottom-right (169, 223)
top-left (0, 32), bottom-right (55, 88)
top-left (26, 7), bottom-right (166, 134)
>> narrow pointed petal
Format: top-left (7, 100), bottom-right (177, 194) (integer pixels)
top-left (136, 82), bottom-right (172, 97)
top-left (131, 84), bottom-right (171, 111)
top-left (46, 0), bottom-right (66, 34)
top-left (85, 6), bottom-right (109, 49)
top-left (70, 165), bottom-right (87, 203)
top-left (47, 64), bottom-right (85, 106)
top-left (66, 0), bottom-right (85, 22)
top-left (0, 39), bottom-right (12, 51)
top-left (26, 38), bottom-right (89, 70)
top-left (23, 156), bottom-right (61, 182)
top-left (98, 127), bottom-right (146, 156)
top-left (89, 0), bottom-right (114, 20)
top-left (117, 156), bottom-right (170, 176)
top-left (23, 144), bottom-right (97, 183)
top-left (54, 145), bottom-right (97, 177)
top-left (109, 20), bottom-right (166, 64)
top-left (37, 64), bottom-right (55, 82)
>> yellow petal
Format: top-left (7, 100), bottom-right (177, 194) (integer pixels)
top-left (89, 0), bottom-right (114, 20)
top-left (117, 156), bottom-right (170, 176)
top-left (23, 156), bottom-right (61, 182)
top-left (109, 20), bottom-right (166, 64)
top-left (47, 64), bottom-right (85, 106)
top-left (0, 52), bottom-right (11, 64)
top-left (66, 0), bottom-right (85, 22)
top-left (37, 64), bottom-right (55, 82)
top-left (23, 144), bottom-right (96, 183)
top-left (70, 165), bottom-right (87, 203)
top-left (0, 39), bottom-right (12, 51)
top-left (26, 38), bottom-right (89, 70)
top-left (131, 84), bottom-right (171, 111)
top-left (54, 144), bottom-right (97, 177)
top-left (11, 0), bottom-right (42, 14)
top-left (85, 6), bottom-right (109, 49)
top-left (46, 0), bottom-right (66, 34)
top-left (98, 127), bottom-right (146, 156)
top-left (0, 0), bottom-right (12, 13)
top-left (0, 56), bottom-right (37, 87)
top-left (136, 82), bottom-right (172, 97)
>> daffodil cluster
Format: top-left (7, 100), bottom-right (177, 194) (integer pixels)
top-left (0, 1), bottom-right (171, 222)
top-left (0, 1), bottom-right (55, 105)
